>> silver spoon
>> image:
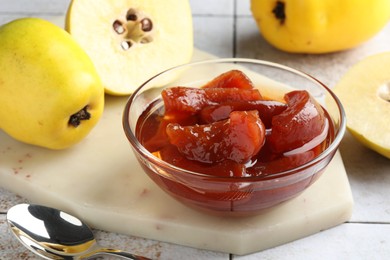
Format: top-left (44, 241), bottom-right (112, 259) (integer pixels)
top-left (7, 203), bottom-right (151, 260)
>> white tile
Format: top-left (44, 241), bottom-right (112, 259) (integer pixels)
top-left (0, 14), bottom-right (25, 25)
top-left (193, 16), bottom-right (234, 57)
top-left (233, 223), bottom-right (390, 259)
top-left (236, 0), bottom-right (252, 16)
top-left (0, 14), bottom-right (65, 27)
top-left (190, 0), bottom-right (234, 15)
top-left (339, 132), bottom-right (390, 223)
top-left (0, 0), bottom-right (70, 14)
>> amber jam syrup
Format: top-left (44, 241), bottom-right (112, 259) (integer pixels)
top-left (135, 97), bottom-right (335, 178)
top-left (134, 89), bottom-right (336, 215)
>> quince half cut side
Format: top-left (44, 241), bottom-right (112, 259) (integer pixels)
top-left (66, 0), bottom-right (193, 95)
top-left (331, 52), bottom-right (390, 159)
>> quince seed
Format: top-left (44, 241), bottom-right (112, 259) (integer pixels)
top-left (121, 41), bottom-right (132, 50)
top-left (126, 8), bottom-right (138, 21)
top-left (141, 18), bottom-right (153, 32)
top-left (140, 35), bottom-right (153, 44)
top-left (113, 20), bottom-right (125, 34)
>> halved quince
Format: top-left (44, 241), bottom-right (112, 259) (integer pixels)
top-left (66, 0), bottom-right (193, 95)
top-left (332, 52), bottom-right (390, 159)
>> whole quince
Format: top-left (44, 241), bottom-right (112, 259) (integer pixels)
top-left (0, 18), bottom-right (104, 149)
top-left (251, 0), bottom-right (390, 53)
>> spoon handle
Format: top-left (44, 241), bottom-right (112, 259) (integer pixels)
top-left (85, 248), bottom-right (152, 260)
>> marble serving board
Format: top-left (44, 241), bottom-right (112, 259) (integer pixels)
top-left (0, 48), bottom-right (353, 255)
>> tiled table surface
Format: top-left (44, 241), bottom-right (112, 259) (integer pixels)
top-left (1, 0), bottom-right (390, 259)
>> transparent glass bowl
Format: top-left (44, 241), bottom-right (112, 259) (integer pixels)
top-left (123, 59), bottom-right (346, 216)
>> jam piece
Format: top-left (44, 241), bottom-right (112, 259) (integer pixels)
top-left (268, 90), bottom-right (326, 154)
top-left (166, 110), bottom-right (265, 164)
top-left (157, 145), bottom-right (248, 177)
top-left (199, 100), bottom-right (287, 128)
top-left (247, 141), bottom-right (320, 176)
top-left (202, 69), bottom-right (255, 90)
top-left (162, 87), bottom-right (262, 115)
top-left (138, 100), bottom-right (199, 153)
top-left (137, 70), bottom-right (333, 183)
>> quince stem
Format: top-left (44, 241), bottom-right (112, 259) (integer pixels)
top-left (273, 1), bottom-right (286, 25)
top-left (68, 106), bottom-right (91, 127)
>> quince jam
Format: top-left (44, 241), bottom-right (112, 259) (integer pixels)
top-left (136, 70), bottom-right (334, 178)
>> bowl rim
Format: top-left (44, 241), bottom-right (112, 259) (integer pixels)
top-left (123, 58), bottom-right (346, 181)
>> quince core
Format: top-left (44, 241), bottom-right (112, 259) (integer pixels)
top-left (66, 0), bottom-right (194, 95)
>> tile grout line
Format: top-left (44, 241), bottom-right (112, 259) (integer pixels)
top-left (232, 0), bottom-right (237, 58)
top-left (347, 220), bottom-right (390, 225)
top-left (229, 2), bottom-right (237, 257)
top-left (0, 12), bottom-right (66, 15)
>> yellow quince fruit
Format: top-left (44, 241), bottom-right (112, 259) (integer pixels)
top-left (251, 0), bottom-right (390, 53)
top-left (0, 18), bottom-right (104, 149)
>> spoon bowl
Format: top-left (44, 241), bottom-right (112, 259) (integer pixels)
top-left (7, 203), bottom-right (150, 260)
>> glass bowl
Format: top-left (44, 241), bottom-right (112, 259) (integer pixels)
top-left (123, 58), bottom-right (346, 216)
